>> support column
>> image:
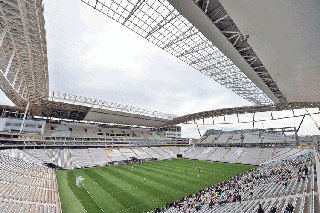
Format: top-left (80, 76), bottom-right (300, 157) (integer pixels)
top-left (4, 50), bottom-right (16, 77)
top-left (19, 101), bottom-right (29, 133)
top-left (314, 149), bottom-right (320, 208)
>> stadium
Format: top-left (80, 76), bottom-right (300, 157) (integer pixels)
top-left (0, 0), bottom-right (319, 213)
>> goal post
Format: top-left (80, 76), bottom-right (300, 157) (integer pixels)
top-left (76, 176), bottom-right (84, 187)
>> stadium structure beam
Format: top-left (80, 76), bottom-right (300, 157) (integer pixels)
top-left (0, 0), bottom-right (48, 111)
top-left (80, 0), bottom-right (274, 106)
top-left (48, 91), bottom-right (177, 120)
top-left (164, 102), bottom-right (320, 126)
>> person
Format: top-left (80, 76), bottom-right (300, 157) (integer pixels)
top-left (270, 206), bottom-right (276, 213)
top-left (144, 178), bottom-right (145, 182)
top-left (132, 166), bottom-right (133, 169)
top-left (173, 169), bottom-right (174, 172)
top-left (148, 169), bottom-right (149, 172)
top-left (286, 203), bottom-right (294, 213)
top-left (257, 204), bottom-right (264, 213)
top-left (198, 175), bottom-right (199, 177)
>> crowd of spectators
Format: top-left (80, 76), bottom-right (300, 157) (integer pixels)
top-left (151, 153), bottom-right (314, 213)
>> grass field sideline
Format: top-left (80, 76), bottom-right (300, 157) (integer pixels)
top-left (56, 170), bottom-right (86, 213)
top-left (57, 158), bottom-right (256, 213)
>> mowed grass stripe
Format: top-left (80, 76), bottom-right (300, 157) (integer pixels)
top-left (67, 170), bottom-right (102, 212)
top-left (102, 166), bottom-right (176, 196)
top-left (101, 166), bottom-right (181, 211)
top-left (90, 168), bottom-right (166, 210)
top-left (83, 168), bottom-right (151, 210)
top-left (116, 165), bottom-right (192, 189)
top-left (131, 160), bottom-right (212, 182)
top-left (56, 171), bottom-right (86, 213)
top-left (135, 159), bottom-right (231, 181)
top-left (72, 169), bottom-right (126, 212)
top-left (88, 166), bottom-right (173, 212)
top-left (62, 159), bottom-right (257, 213)
top-left (127, 162), bottom-right (202, 183)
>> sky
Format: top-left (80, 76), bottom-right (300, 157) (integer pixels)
top-left (0, 0), bottom-right (319, 138)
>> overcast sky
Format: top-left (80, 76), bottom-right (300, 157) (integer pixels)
top-left (1, 0), bottom-right (319, 138)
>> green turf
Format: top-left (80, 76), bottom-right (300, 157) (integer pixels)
top-left (58, 158), bottom-right (256, 213)
top-left (56, 170), bottom-right (86, 213)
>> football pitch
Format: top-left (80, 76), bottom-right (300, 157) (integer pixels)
top-left (56, 158), bottom-right (256, 213)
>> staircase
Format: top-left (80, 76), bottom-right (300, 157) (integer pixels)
top-left (21, 149), bottom-right (45, 163)
top-left (103, 148), bottom-right (113, 161)
top-left (236, 149), bottom-right (246, 163)
top-left (206, 148), bottom-right (218, 160)
top-left (119, 150), bottom-right (128, 160)
top-left (68, 149), bottom-right (72, 168)
top-left (160, 147), bottom-right (175, 157)
top-left (87, 149), bottom-right (94, 165)
top-left (220, 149), bottom-right (231, 161)
top-left (151, 147), bottom-right (165, 158)
top-left (256, 148), bottom-right (265, 164)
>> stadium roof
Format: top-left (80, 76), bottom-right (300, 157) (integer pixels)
top-left (165, 102), bottom-right (320, 126)
top-left (43, 91), bottom-right (176, 127)
top-left (0, 0), bottom-right (319, 127)
top-left (81, 0), bottom-right (320, 105)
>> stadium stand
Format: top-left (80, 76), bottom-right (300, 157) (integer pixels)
top-left (141, 147), bottom-right (164, 159)
top-left (156, 152), bottom-right (314, 213)
top-left (151, 147), bottom-right (173, 159)
top-left (88, 148), bottom-right (110, 165)
top-left (150, 132), bottom-right (164, 140)
top-left (51, 148), bottom-right (70, 169)
top-left (70, 149), bottom-right (92, 168)
top-left (161, 147), bottom-right (177, 157)
top-left (25, 149), bottom-right (55, 164)
top-left (167, 146), bottom-right (180, 155)
top-left (0, 145), bottom-right (317, 212)
top-left (119, 148), bottom-right (139, 160)
top-left (108, 149), bottom-right (127, 162)
top-left (0, 149), bottom-right (43, 165)
top-left (229, 133), bottom-right (242, 144)
top-left (184, 147), bottom-right (206, 159)
top-left (215, 133), bottom-right (233, 144)
top-left (178, 147), bottom-right (190, 155)
top-left (242, 132), bottom-right (261, 144)
top-left (257, 148), bottom-right (274, 164)
top-left (237, 148), bottom-right (262, 164)
top-left (200, 135), bottom-right (217, 144)
top-left (220, 147), bottom-right (244, 163)
top-left (207, 147), bottom-right (230, 161)
top-left (195, 147), bottom-right (217, 160)
top-left (0, 154), bottom-right (61, 212)
top-left (183, 147), bottom-right (196, 156)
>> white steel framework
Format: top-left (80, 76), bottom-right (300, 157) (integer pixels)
top-left (81, 0), bottom-right (273, 106)
top-left (50, 91), bottom-right (177, 120)
top-left (0, 0), bottom-right (48, 108)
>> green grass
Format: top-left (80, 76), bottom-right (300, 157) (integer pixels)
top-left (56, 170), bottom-right (86, 213)
top-left (58, 159), bottom-right (256, 213)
